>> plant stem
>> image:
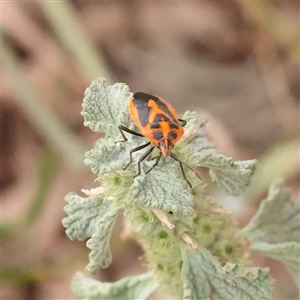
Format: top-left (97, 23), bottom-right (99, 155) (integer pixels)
top-left (24, 149), bottom-right (59, 228)
top-left (1, 33), bottom-right (86, 170)
top-left (39, 1), bottom-right (115, 83)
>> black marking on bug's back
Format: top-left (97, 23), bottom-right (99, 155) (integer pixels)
top-left (168, 131), bottom-right (177, 140)
top-left (133, 92), bottom-right (179, 127)
top-left (169, 123), bottom-right (179, 129)
top-left (132, 92), bottom-right (153, 127)
top-left (155, 98), bottom-right (178, 123)
top-left (150, 123), bottom-right (161, 129)
top-left (153, 113), bottom-right (172, 123)
top-left (153, 131), bottom-right (164, 140)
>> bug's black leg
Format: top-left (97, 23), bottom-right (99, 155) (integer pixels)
top-left (134, 146), bottom-right (155, 178)
top-left (145, 153), bottom-right (162, 175)
top-left (177, 159), bottom-right (192, 188)
top-left (171, 153), bottom-right (202, 180)
top-left (178, 119), bottom-right (186, 127)
top-left (184, 164), bottom-right (202, 181)
top-left (118, 125), bottom-right (144, 142)
top-left (170, 153), bottom-right (201, 188)
top-left (123, 142), bottom-right (151, 170)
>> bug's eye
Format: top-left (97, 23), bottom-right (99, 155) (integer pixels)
top-left (168, 131), bottom-right (177, 140)
top-left (153, 131), bottom-right (164, 140)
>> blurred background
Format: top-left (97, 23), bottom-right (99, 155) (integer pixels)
top-left (1, 1), bottom-right (299, 299)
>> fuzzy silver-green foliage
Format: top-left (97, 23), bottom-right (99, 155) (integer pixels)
top-left (62, 78), bottom-right (298, 299)
top-left (181, 246), bottom-right (274, 300)
top-left (81, 79), bottom-right (131, 135)
top-left (128, 182), bottom-right (254, 298)
top-left (85, 205), bottom-right (118, 273)
top-left (63, 192), bottom-right (107, 240)
top-left (243, 179), bottom-right (300, 286)
top-left (130, 158), bottom-right (195, 215)
top-left (71, 271), bottom-right (158, 300)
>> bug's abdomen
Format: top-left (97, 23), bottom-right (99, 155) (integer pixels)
top-left (129, 92), bottom-right (184, 145)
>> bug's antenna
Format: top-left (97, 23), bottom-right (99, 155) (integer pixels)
top-left (170, 153), bottom-right (202, 187)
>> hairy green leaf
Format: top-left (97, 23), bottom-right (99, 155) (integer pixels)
top-left (243, 179), bottom-right (300, 243)
top-left (130, 157), bottom-right (195, 215)
top-left (81, 77), bottom-right (131, 135)
top-left (178, 111), bottom-right (217, 159)
top-left (181, 111), bottom-right (209, 137)
top-left (201, 154), bottom-right (257, 196)
top-left (63, 192), bottom-right (107, 241)
top-left (243, 180), bottom-right (300, 285)
top-left (84, 141), bottom-right (127, 176)
top-left (250, 242), bottom-right (300, 286)
top-left (181, 246), bottom-right (274, 300)
top-left (179, 111), bottom-right (257, 196)
top-left (86, 205), bottom-right (118, 273)
top-left (71, 271), bottom-right (158, 300)
top-left (84, 134), bottom-right (146, 176)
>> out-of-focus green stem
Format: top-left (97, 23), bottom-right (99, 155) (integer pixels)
top-left (24, 149), bottom-right (59, 228)
top-left (239, 1), bottom-right (299, 63)
top-left (2, 268), bottom-right (37, 287)
top-left (246, 137), bottom-right (299, 199)
top-left (39, 1), bottom-right (114, 83)
top-left (1, 34), bottom-right (86, 170)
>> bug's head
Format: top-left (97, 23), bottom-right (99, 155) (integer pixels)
top-left (152, 126), bottom-right (184, 157)
top-left (157, 138), bottom-right (174, 157)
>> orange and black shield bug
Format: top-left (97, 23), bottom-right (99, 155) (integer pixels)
top-left (118, 92), bottom-right (201, 188)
